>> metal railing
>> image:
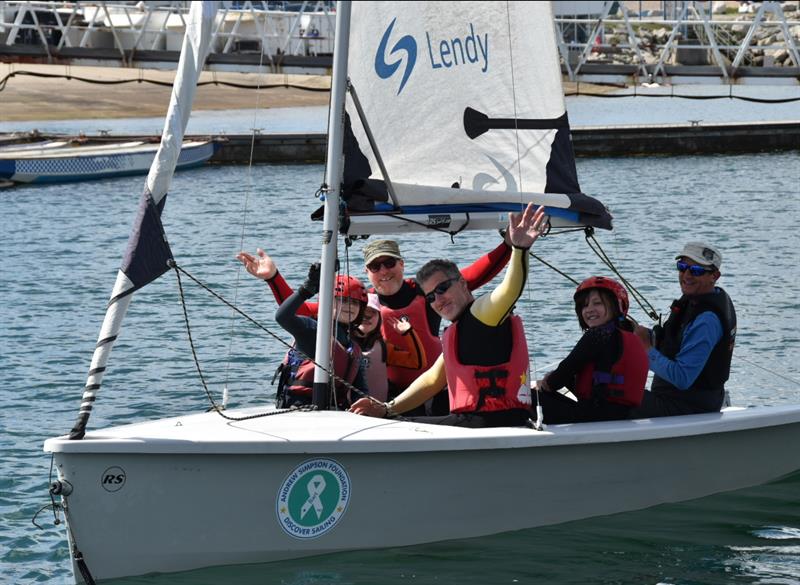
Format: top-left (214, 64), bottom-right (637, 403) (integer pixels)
top-left (1, 1), bottom-right (798, 83)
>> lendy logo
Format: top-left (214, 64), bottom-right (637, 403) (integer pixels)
top-left (276, 458), bottom-right (351, 539)
top-left (375, 17), bottom-right (417, 94)
top-left (374, 18), bottom-right (489, 94)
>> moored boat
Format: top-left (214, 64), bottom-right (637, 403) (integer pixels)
top-left (0, 139), bottom-right (216, 184)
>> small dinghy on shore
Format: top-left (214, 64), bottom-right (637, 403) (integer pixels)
top-left (0, 139), bottom-right (215, 184)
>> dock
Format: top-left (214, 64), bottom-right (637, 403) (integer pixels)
top-left (202, 120), bottom-right (800, 163)
top-left (3, 121), bottom-right (797, 171)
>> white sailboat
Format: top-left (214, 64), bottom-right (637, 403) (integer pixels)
top-left (43, 2), bottom-right (800, 584)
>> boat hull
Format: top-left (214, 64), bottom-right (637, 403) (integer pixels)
top-left (45, 406), bottom-right (800, 583)
top-left (0, 141), bottom-right (216, 184)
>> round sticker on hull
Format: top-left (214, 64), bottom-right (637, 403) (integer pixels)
top-left (276, 458), bottom-right (351, 539)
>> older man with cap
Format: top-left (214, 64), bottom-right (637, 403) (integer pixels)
top-left (630, 242), bottom-right (737, 418)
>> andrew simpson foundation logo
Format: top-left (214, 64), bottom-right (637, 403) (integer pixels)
top-left (276, 458), bottom-right (351, 539)
top-left (375, 17), bottom-right (417, 94)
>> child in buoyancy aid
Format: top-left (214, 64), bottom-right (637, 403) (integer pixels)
top-left (274, 263), bottom-right (369, 410)
top-left (535, 276), bottom-right (649, 423)
top-left (351, 293), bottom-right (428, 402)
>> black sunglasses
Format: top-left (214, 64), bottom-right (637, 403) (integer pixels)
top-left (424, 277), bottom-right (459, 303)
top-left (676, 260), bottom-right (714, 276)
top-left (366, 257), bottom-right (399, 273)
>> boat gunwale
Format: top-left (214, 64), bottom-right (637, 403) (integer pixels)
top-left (42, 405), bottom-right (800, 455)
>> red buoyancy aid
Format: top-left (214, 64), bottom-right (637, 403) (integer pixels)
top-left (442, 315), bottom-right (531, 413)
top-left (380, 290), bottom-right (441, 390)
top-left (574, 328), bottom-right (648, 407)
top-left (285, 340), bottom-right (362, 409)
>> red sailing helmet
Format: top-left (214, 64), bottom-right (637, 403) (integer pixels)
top-left (574, 276), bottom-right (629, 316)
top-left (334, 274), bottom-right (368, 304)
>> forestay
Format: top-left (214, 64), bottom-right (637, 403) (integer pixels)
top-left (341, 1), bottom-right (612, 235)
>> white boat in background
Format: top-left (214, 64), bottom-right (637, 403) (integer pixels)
top-left (43, 2), bottom-right (800, 584)
top-left (0, 139), bottom-right (216, 184)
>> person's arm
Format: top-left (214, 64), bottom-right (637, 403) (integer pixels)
top-left (275, 290), bottom-right (318, 357)
top-left (648, 312), bottom-right (722, 390)
top-left (350, 354), bottom-right (447, 417)
top-left (274, 264), bottom-right (322, 357)
top-left (236, 248), bottom-right (317, 317)
top-left (543, 331), bottom-right (602, 391)
top-left (266, 271), bottom-right (318, 318)
top-left (471, 204), bottom-right (545, 326)
top-left (461, 240), bottom-right (511, 290)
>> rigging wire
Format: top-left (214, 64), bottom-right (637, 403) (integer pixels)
top-left (170, 261), bottom-right (379, 421)
top-left (220, 44), bottom-right (269, 409)
top-left (504, 1), bottom-right (543, 430)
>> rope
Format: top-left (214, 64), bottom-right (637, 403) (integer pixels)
top-left (0, 70), bottom-right (329, 93)
top-left (563, 86), bottom-right (800, 103)
top-left (737, 355), bottom-right (800, 387)
top-left (169, 261), bottom-right (376, 418)
top-left (583, 228), bottom-right (660, 322)
top-left (221, 38), bottom-right (270, 408)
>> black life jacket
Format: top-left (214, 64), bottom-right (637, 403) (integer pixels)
top-left (651, 287), bottom-right (736, 411)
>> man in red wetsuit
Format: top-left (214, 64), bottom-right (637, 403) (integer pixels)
top-left (237, 236), bottom-right (511, 413)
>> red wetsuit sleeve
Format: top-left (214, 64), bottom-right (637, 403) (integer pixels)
top-left (461, 240), bottom-right (511, 290)
top-left (265, 270), bottom-right (318, 318)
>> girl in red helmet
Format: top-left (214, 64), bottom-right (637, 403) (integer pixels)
top-left (274, 264), bottom-right (369, 410)
top-left (535, 276), bottom-right (649, 423)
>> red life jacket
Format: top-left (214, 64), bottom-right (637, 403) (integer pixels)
top-left (380, 289), bottom-right (441, 390)
top-left (574, 328), bottom-right (647, 407)
top-left (284, 340), bottom-right (362, 409)
top-left (442, 315), bottom-right (531, 413)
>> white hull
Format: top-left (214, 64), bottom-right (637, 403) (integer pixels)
top-left (44, 405), bottom-right (800, 583)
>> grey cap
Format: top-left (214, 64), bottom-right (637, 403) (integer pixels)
top-left (676, 242), bottom-right (722, 269)
top-left (363, 239), bottom-right (403, 265)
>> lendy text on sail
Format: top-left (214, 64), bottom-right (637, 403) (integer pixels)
top-left (427, 23), bottom-right (489, 72)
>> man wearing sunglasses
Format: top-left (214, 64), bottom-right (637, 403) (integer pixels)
top-left (350, 204), bottom-right (546, 428)
top-left (630, 242), bottom-right (737, 418)
top-left (361, 236), bottom-right (511, 414)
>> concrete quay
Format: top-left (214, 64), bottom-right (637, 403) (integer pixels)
top-left (200, 120), bottom-right (799, 163)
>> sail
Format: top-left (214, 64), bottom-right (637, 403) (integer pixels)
top-left (68, 2), bottom-right (218, 439)
top-left (341, 1), bottom-right (611, 234)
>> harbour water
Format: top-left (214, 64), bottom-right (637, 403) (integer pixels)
top-left (1, 94), bottom-right (799, 584)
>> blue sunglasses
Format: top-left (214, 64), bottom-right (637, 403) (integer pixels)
top-left (676, 260), bottom-right (714, 276)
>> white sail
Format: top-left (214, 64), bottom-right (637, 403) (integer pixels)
top-left (342, 1), bottom-right (609, 231)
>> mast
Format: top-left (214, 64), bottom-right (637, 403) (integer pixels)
top-left (312, 1), bottom-right (351, 409)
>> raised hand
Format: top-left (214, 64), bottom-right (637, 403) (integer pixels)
top-left (235, 248), bottom-right (277, 280)
top-left (507, 203), bottom-right (547, 249)
top-left (390, 316), bottom-right (411, 335)
top-left (300, 262), bottom-right (321, 296)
